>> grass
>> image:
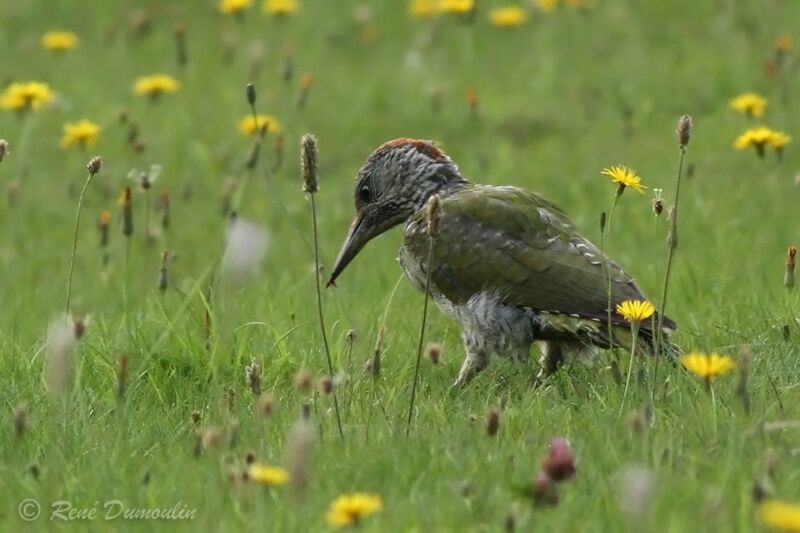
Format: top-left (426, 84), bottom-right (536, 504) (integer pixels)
top-left (1, 0), bottom-right (799, 530)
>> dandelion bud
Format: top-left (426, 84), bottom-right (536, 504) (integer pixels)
top-left (158, 250), bottom-right (169, 293)
top-left (485, 407), bottom-right (500, 436)
top-left (13, 404), bottom-right (27, 438)
top-left (599, 211), bottom-right (607, 232)
top-left (174, 22), bottom-right (188, 67)
top-left (117, 353), bottom-right (128, 398)
top-left (318, 376), bottom-right (334, 395)
top-left (425, 342), bottom-right (442, 365)
top-left (294, 369), bottom-right (313, 392)
top-left (282, 53), bottom-right (293, 83)
top-left (98, 210), bottom-right (111, 249)
top-left (541, 437), bottom-right (576, 482)
top-left (466, 86), bottom-right (479, 118)
top-left (245, 451), bottom-right (256, 465)
top-left (785, 246), bottom-right (796, 290)
top-left (257, 393), bottom-right (274, 416)
top-left (160, 190), bottom-right (170, 229)
top-left (676, 115), bottom-right (692, 148)
top-left (120, 187), bottom-right (134, 237)
top-left (191, 410), bottom-right (202, 426)
top-left (297, 74), bottom-right (315, 109)
top-left (300, 134), bottom-right (319, 193)
top-left (0, 139), bottom-right (8, 162)
top-left (86, 155), bottom-right (102, 176)
top-left (246, 82), bottom-right (257, 107)
top-left (426, 194), bottom-right (441, 236)
top-left (246, 360), bottom-right (262, 396)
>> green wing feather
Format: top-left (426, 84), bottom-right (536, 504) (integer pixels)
top-left (404, 185), bottom-right (674, 330)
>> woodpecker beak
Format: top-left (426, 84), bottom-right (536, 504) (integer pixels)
top-left (327, 210), bottom-right (372, 287)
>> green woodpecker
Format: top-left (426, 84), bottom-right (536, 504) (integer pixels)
top-left (329, 139), bottom-right (675, 387)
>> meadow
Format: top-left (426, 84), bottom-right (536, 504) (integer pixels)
top-left (1, 0), bottom-right (799, 531)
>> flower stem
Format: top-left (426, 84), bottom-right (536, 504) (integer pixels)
top-left (406, 236), bottom-right (434, 436)
top-left (621, 323), bottom-right (639, 413)
top-left (65, 171), bottom-right (94, 314)
top-left (309, 193), bottom-right (344, 440)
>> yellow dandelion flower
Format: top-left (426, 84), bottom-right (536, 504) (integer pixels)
top-left (536, 0), bottom-right (560, 13)
top-left (60, 120), bottom-right (101, 150)
top-left (326, 493), bottom-right (383, 528)
top-left (42, 31), bottom-right (79, 51)
top-left (440, 0), bottom-right (474, 14)
top-left (775, 34), bottom-right (792, 54)
top-left (220, 0), bottom-right (253, 13)
top-left (410, 0), bottom-right (439, 17)
top-left (247, 463), bottom-right (288, 485)
top-left (616, 300), bottom-right (655, 323)
top-left (601, 165), bottom-right (646, 194)
top-left (99, 210), bottom-right (112, 226)
top-left (768, 130), bottom-right (791, 149)
top-left (490, 6), bottom-right (528, 27)
top-left (133, 75), bottom-right (180, 98)
top-left (238, 115), bottom-right (281, 136)
top-left (729, 92), bottom-right (767, 118)
top-left (0, 81), bottom-right (54, 111)
top-left (679, 351), bottom-right (736, 381)
top-left (263, 0), bottom-right (297, 15)
top-left (759, 500), bottom-right (800, 533)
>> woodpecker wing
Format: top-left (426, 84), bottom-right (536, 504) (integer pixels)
top-left (404, 185), bottom-right (674, 329)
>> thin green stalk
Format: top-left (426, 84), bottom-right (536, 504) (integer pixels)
top-left (406, 237), bottom-right (434, 436)
top-left (620, 322), bottom-right (639, 414)
top-left (309, 193), bottom-right (344, 440)
top-left (65, 170), bottom-right (95, 314)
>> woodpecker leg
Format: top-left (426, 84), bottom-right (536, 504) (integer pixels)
top-left (535, 341), bottom-right (565, 381)
top-left (453, 332), bottom-right (490, 388)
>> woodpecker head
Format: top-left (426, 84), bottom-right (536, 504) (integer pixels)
top-left (327, 138), bottom-right (466, 286)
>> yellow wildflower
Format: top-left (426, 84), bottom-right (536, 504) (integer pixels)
top-left (238, 115), bottom-right (281, 136)
top-left (410, 0), bottom-right (439, 17)
top-left (601, 165), bottom-right (646, 194)
top-left (41, 31), bottom-right (78, 51)
top-left (616, 300), bottom-right (655, 323)
top-left (759, 500), bottom-right (800, 533)
top-left (729, 92), bottom-right (767, 118)
top-left (536, 0), bottom-right (559, 13)
top-left (219, 0), bottom-right (253, 13)
top-left (0, 81), bottom-right (54, 111)
top-left (440, 0), bottom-right (474, 14)
top-left (679, 351), bottom-right (736, 381)
top-left (768, 130), bottom-right (791, 150)
top-left (326, 493), bottom-right (383, 528)
top-left (263, 0), bottom-right (297, 15)
top-left (60, 120), bottom-right (101, 150)
top-left (775, 34), bottom-right (792, 54)
top-left (490, 6), bottom-right (528, 27)
top-left (247, 463), bottom-right (289, 485)
top-left (133, 75), bottom-right (180, 98)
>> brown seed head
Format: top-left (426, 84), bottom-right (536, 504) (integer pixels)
top-left (533, 471), bottom-right (559, 507)
top-left (191, 410), bottom-right (201, 426)
top-left (425, 342), bottom-right (442, 365)
top-left (13, 404), bottom-right (27, 438)
top-left (117, 353), bottom-right (128, 398)
top-left (87, 156), bottom-right (103, 176)
top-left (486, 407), bottom-right (500, 436)
top-left (0, 139), bottom-right (8, 162)
top-left (541, 437), bottom-right (576, 482)
top-left (294, 368), bottom-right (313, 392)
top-left (245, 360), bottom-right (262, 396)
top-left (301, 73), bottom-right (315, 91)
top-left (785, 246), bottom-right (796, 289)
top-left (99, 210), bottom-right (112, 228)
top-left (300, 134), bottom-right (319, 193)
top-left (245, 451), bottom-right (256, 465)
top-left (257, 393), bottom-right (275, 416)
top-left (318, 375), bottom-right (334, 395)
top-left (676, 115), bottom-right (692, 147)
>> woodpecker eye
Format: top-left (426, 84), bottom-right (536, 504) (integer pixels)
top-left (358, 185), bottom-right (372, 203)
